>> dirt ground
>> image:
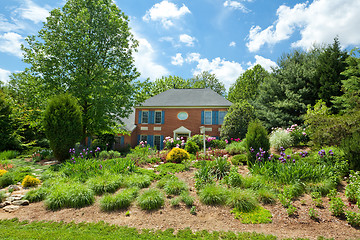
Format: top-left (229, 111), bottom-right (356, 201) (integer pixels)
top-left (1, 166), bottom-right (360, 240)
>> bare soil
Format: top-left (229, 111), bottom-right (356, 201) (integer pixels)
top-left (1, 166), bottom-right (360, 240)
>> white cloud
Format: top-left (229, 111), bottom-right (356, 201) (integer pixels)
top-left (223, 0), bottom-right (251, 13)
top-left (0, 68), bottom-right (11, 84)
top-left (229, 41), bottom-right (236, 47)
top-left (143, 1), bottom-right (191, 28)
top-left (0, 32), bottom-right (24, 58)
top-left (246, 0), bottom-right (360, 52)
top-left (171, 53), bottom-right (184, 66)
top-left (0, 15), bottom-right (24, 32)
top-left (179, 34), bottom-right (196, 47)
top-left (186, 53), bottom-right (244, 89)
top-left (133, 36), bottom-right (169, 80)
top-left (247, 55), bottom-right (277, 72)
top-left (19, 0), bottom-right (50, 24)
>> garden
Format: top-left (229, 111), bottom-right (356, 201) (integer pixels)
top-left (1, 120), bottom-right (360, 240)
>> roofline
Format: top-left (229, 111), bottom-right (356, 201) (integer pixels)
top-left (135, 106), bottom-right (231, 109)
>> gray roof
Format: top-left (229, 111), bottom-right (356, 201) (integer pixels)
top-left (119, 108), bottom-right (136, 132)
top-left (139, 88), bottom-right (232, 107)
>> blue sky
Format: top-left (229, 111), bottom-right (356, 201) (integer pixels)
top-left (1, 0), bottom-right (360, 89)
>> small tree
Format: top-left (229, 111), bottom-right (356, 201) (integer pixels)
top-left (246, 120), bottom-right (270, 165)
top-left (43, 94), bottom-right (82, 161)
top-left (220, 100), bottom-right (255, 140)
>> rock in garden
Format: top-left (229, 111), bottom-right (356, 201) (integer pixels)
top-left (0, 201), bottom-right (11, 208)
top-left (8, 185), bottom-right (21, 191)
top-left (12, 200), bottom-right (29, 206)
top-left (3, 205), bottom-right (20, 212)
top-left (11, 194), bottom-right (25, 200)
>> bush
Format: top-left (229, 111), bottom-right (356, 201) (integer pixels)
top-left (0, 150), bottom-right (19, 160)
top-left (345, 171), bottom-right (360, 202)
top-left (231, 154), bottom-right (247, 166)
top-left (199, 184), bottom-right (228, 205)
top-left (329, 197), bottom-right (345, 217)
top-left (137, 188), bottom-right (165, 210)
top-left (246, 120), bottom-right (270, 165)
top-left (184, 141), bottom-right (199, 155)
top-left (0, 190), bottom-right (6, 202)
top-left (43, 94), bottom-right (82, 161)
top-left (194, 161), bottom-right (214, 190)
top-left (164, 178), bottom-right (187, 195)
top-left (100, 187), bottom-right (138, 211)
top-left (341, 131), bottom-right (360, 171)
top-left (220, 100), bottom-right (255, 140)
top-left (269, 128), bottom-right (293, 150)
top-left (0, 169), bottom-right (7, 177)
top-left (166, 148), bottom-right (190, 163)
top-left (345, 211), bottom-right (360, 227)
top-left (24, 188), bottom-right (48, 203)
top-left (98, 151), bottom-right (109, 160)
top-left (0, 172), bottom-right (14, 188)
top-left (226, 188), bottom-right (258, 212)
top-left (225, 141), bottom-right (247, 155)
top-left (226, 168), bottom-right (243, 188)
top-left (22, 175), bottom-right (41, 188)
top-left (210, 140), bottom-right (227, 149)
top-left (210, 157), bottom-right (230, 180)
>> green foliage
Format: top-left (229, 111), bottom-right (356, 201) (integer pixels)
top-left (306, 179), bottom-right (337, 197)
top-left (0, 150), bottom-right (19, 160)
top-left (345, 211), bottom-right (360, 227)
top-left (0, 90), bottom-right (20, 151)
top-left (100, 187), bottom-right (138, 211)
top-left (345, 171), bottom-right (360, 202)
top-left (329, 197), bottom-right (345, 217)
top-left (124, 174), bottom-right (151, 189)
top-left (198, 184), bottom-right (228, 206)
top-left (269, 128), bottom-right (293, 150)
top-left (156, 163), bottom-right (185, 175)
top-left (231, 206), bottom-right (272, 224)
top-left (311, 192), bottom-right (323, 208)
top-left (241, 175), bottom-right (268, 190)
top-left (309, 208), bottom-right (319, 220)
top-left (256, 188), bottom-right (277, 205)
top-left (24, 188), bottom-right (48, 203)
top-left (231, 154), bottom-right (247, 166)
top-left (184, 141), bottom-right (199, 154)
top-left (220, 100), bottom-right (255, 140)
top-left (0, 190), bottom-right (6, 202)
top-left (245, 120), bottom-right (270, 165)
top-left (226, 188), bottom-right (258, 212)
top-left (287, 204), bottom-right (297, 216)
top-left (44, 182), bottom-right (94, 210)
top-left (341, 131), bottom-right (360, 171)
top-left (22, 175), bottom-right (41, 187)
top-left (166, 148), bottom-right (190, 163)
top-left (163, 178), bottom-right (187, 195)
top-left (170, 196), bottom-right (181, 207)
top-left (43, 94), bottom-right (82, 161)
top-left (225, 141), bottom-right (247, 155)
top-left (86, 174), bottom-right (123, 195)
top-left (210, 157), bottom-right (231, 180)
top-left (180, 192), bottom-right (194, 207)
top-left (226, 168), bottom-right (243, 188)
top-left (190, 206), bottom-right (197, 215)
top-left (0, 172), bottom-right (15, 188)
top-left (137, 188), bottom-right (165, 210)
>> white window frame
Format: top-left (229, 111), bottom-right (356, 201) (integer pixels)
top-left (204, 111), bottom-right (212, 125)
top-left (141, 111), bottom-right (149, 124)
top-left (218, 111), bottom-right (227, 125)
top-left (155, 111), bottom-right (162, 124)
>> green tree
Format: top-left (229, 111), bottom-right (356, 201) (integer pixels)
top-left (43, 94), bottom-right (82, 161)
top-left (220, 100), bottom-right (255, 140)
top-left (0, 90), bottom-right (20, 151)
top-left (245, 120), bottom-right (270, 165)
top-left (150, 76), bottom-right (191, 96)
top-left (20, 0), bottom-right (139, 138)
top-left (228, 65), bottom-right (269, 103)
top-left (190, 71), bottom-right (226, 96)
top-left (313, 38), bottom-right (348, 108)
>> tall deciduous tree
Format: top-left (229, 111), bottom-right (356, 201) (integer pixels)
top-left (190, 71), bottom-right (226, 96)
top-left (19, 0), bottom-right (139, 138)
top-left (228, 65), bottom-right (269, 103)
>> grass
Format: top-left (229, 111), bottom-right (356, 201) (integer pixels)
top-left (156, 162), bottom-right (186, 175)
top-left (0, 150), bottom-right (19, 160)
top-left (24, 188), bottom-right (48, 203)
top-left (226, 188), bottom-right (258, 212)
top-left (0, 190), bottom-right (6, 202)
top-left (180, 191), bottom-right (194, 207)
top-left (199, 184), bottom-right (228, 206)
top-left (137, 188), bottom-right (165, 210)
top-left (125, 174), bottom-right (151, 189)
top-left (86, 174), bottom-right (124, 195)
top-left (100, 187), bottom-right (139, 211)
top-left (0, 218), bottom-right (284, 240)
top-left (232, 206), bottom-right (273, 224)
top-left (163, 178), bottom-right (188, 195)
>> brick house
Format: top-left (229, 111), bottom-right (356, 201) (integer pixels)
top-left (116, 88), bottom-right (232, 150)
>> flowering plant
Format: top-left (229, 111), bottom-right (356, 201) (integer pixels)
top-left (163, 136), bottom-right (184, 149)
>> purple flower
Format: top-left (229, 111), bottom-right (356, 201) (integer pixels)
top-left (280, 147), bottom-right (285, 152)
top-left (73, 160), bottom-right (76, 164)
top-left (293, 159), bottom-right (296, 163)
top-left (69, 149), bottom-right (72, 153)
top-left (83, 149), bottom-right (85, 152)
top-left (286, 155), bottom-right (291, 159)
top-left (99, 164), bottom-right (102, 170)
top-left (250, 147), bottom-right (254, 153)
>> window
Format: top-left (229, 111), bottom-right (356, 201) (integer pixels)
top-left (154, 135), bottom-right (161, 150)
top-left (155, 111), bottom-right (162, 124)
top-left (177, 112), bottom-right (188, 120)
top-left (218, 111), bottom-right (227, 125)
top-left (204, 111), bottom-right (212, 125)
top-left (140, 135), bottom-right (147, 143)
top-left (141, 111), bottom-right (149, 124)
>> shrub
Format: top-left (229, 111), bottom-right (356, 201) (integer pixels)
top-left (0, 169), bottom-right (7, 177)
top-left (22, 175), bottom-right (41, 188)
top-left (269, 128), bottom-right (293, 150)
top-left (43, 94), bottom-right (82, 161)
top-left (194, 161), bottom-right (214, 190)
top-left (345, 171), bottom-right (360, 202)
top-left (341, 131), bottom-right (360, 171)
top-left (164, 178), bottom-right (187, 195)
top-left (137, 188), bottom-right (165, 210)
top-left (226, 189), bottom-right (258, 212)
top-left (24, 188), bottom-right (48, 203)
top-left (184, 141), bottom-right (199, 155)
top-left (0, 190), bottom-right (5, 202)
top-left (166, 148), bottom-right (190, 163)
top-left (231, 154), bottom-right (247, 166)
top-left (225, 141), bottom-right (247, 155)
top-left (100, 187), bottom-right (138, 211)
top-left (124, 174), bottom-right (151, 189)
top-left (345, 211), bottom-right (360, 227)
top-left (86, 174), bottom-right (123, 195)
top-left (199, 184), bottom-right (228, 206)
top-left (329, 197), bottom-right (345, 217)
top-left (0, 172), bottom-right (14, 188)
top-left (210, 157), bottom-right (230, 180)
top-left (246, 120), bottom-right (270, 165)
top-left (309, 208), bottom-right (319, 220)
top-left (187, 135), bottom-right (210, 149)
top-left (226, 168), bottom-right (243, 188)
top-left (256, 188), bottom-right (276, 204)
top-left (98, 151), bottom-right (109, 160)
top-left (220, 100), bottom-right (255, 140)
top-left (210, 140), bottom-right (227, 149)
top-left (0, 150), bottom-right (19, 160)
top-left (287, 204), bottom-right (297, 216)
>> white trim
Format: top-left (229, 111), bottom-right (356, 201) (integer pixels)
top-left (154, 127), bottom-right (161, 131)
top-left (141, 110), bottom-right (149, 124)
top-left (204, 110), bottom-right (212, 125)
top-left (173, 126), bottom-right (191, 139)
top-left (140, 127), bottom-right (148, 131)
top-left (154, 110), bottom-right (162, 124)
